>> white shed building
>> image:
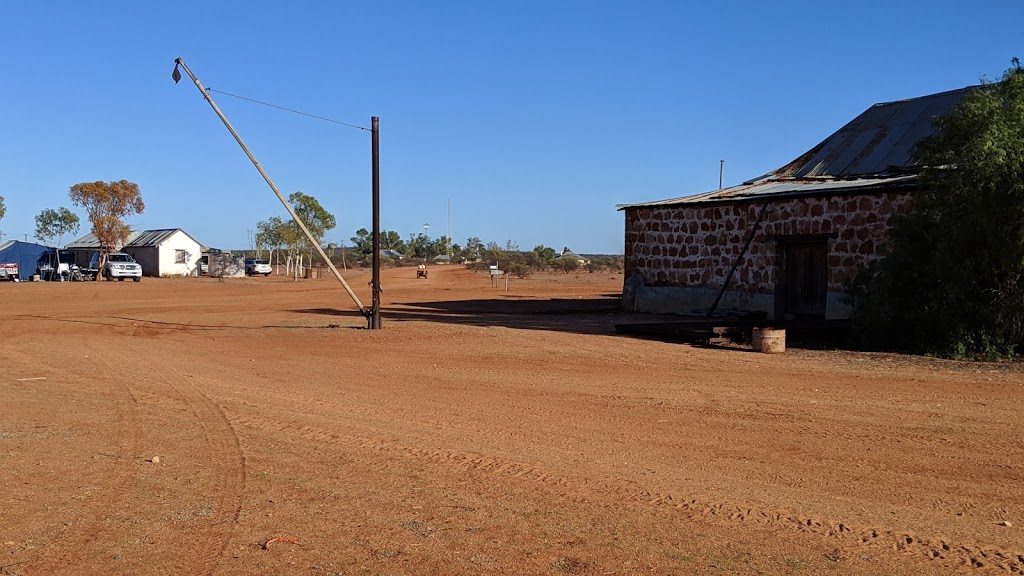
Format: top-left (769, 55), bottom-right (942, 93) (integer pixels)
top-left (122, 229), bottom-right (204, 277)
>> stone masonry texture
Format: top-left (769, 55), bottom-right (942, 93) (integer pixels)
top-left (623, 190), bottom-right (913, 295)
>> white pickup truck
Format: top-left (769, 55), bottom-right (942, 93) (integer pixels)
top-left (89, 252), bottom-right (143, 282)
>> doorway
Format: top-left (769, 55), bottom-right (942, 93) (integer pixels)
top-left (777, 240), bottom-right (828, 318)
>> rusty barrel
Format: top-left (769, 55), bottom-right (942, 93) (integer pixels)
top-left (752, 327), bottom-right (786, 353)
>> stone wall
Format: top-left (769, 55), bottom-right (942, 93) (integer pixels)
top-left (622, 190), bottom-right (913, 317)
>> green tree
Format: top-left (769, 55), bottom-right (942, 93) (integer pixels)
top-left (483, 241), bottom-right (504, 264)
top-left (289, 191), bottom-right (336, 266)
top-left (35, 206), bottom-right (80, 252)
top-left (851, 60), bottom-right (1024, 358)
top-left (533, 244), bottom-right (557, 262)
top-left (0, 195), bottom-right (6, 221)
top-left (429, 235), bottom-right (451, 260)
top-left (351, 228), bottom-right (372, 255)
top-left (463, 237), bottom-right (483, 261)
top-left (69, 180), bottom-right (144, 280)
top-left (407, 232), bottom-right (432, 260)
top-left (256, 216), bottom-right (287, 267)
top-left (280, 221), bottom-right (304, 276)
top-left (382, 230), bottom-right (406, 253)
top-left (350, 228), bottom-right (405, 259)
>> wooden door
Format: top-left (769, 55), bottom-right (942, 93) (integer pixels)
top-left (781, 241), bottom-right (827, 317)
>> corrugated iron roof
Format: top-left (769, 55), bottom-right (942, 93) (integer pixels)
top-left (617, 176), bottom-right (917, 208)
top-left (619, 85), bottom-right (978, 210)
top-left (66, 231), bottom-right (141, 249)
top-left (779, 86), bottom-right (973, 179)
top-left (124, 229), bottom-right (183, 248)
top-left (67, 228), bottom-right (204, 250)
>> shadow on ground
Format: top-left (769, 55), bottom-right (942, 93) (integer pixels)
top-left (293, 297), bottom-right (858, 350)
top-left (293, 296), bottom-right (625, 336)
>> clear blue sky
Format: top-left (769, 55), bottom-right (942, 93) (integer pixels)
top-left (1, 1), bottom-right (1021, 254)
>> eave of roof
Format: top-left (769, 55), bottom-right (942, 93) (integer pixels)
top-left (617, 175), bottom-right (918, 210)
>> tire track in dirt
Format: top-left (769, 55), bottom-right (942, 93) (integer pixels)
top-left (30, 380), bottom-right (142, 573)
top-left (229, 410), bottom-right (1024, 573)
top-left (159, 368), bottom-right (247, 575)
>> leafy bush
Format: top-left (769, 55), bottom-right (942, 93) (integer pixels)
top-left (851, 61), bottom-right (1024, 359)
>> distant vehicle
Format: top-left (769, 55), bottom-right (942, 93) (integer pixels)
top-left (245, 258), bottom-right (272, 276)
top-left (36, 249), bottom-right (78, 281)
top-left (197, 255), bottom-right (209, 275)
top-left (89, 252), bottom-right (142, 282)
top-left (0, 262), bottom-right (18, 281)
top-left (416, 264), bottom-right (428, 279)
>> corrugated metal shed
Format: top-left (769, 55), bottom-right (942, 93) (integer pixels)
top-left (619, 85), bottom-right (978, 210)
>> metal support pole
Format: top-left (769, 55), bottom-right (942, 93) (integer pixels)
top-left (706, 202), bottom-right (770, 318)
top-left (719, 160), bottom-right (725, 190)
top-left (370, 117), bottom-right (382, 329)
top-left (173, 57), bottom-right (366, 315)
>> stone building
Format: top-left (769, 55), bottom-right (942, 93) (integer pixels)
top-left (618, 86), bottom-right (974, 320)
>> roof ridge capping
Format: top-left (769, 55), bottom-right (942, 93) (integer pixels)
top-left (870, 84), bottom-right (982, 107)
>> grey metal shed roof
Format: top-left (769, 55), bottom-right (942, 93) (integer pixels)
top-left (66, 231), bottom-right (141, 249)
top-left (124, 228), bottom-right (203, 248)
top-left (619, 85), bottom-right (978, 210)
top-left (124, 229), bottom-right (181, 248)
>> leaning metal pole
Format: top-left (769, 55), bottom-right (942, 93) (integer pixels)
top-left (173, 57), bottom-right (366, 315)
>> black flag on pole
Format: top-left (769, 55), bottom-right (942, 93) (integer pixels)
top-left (172, 65), bottom-right (181, 84)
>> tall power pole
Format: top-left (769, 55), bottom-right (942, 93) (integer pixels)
top-left (370, 116), bottom-right (381, 329)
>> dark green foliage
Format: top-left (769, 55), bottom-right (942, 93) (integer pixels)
top-left (34, 207), bottom-right (80, 249)
top-left (851, 61), bottom-right (1024, 359)
top-left (533, 244), bottom-right (557, 262)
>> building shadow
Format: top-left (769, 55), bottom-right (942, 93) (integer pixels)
top-left (292, 296), bottom-right (854, 349)
top-left (292, 296), bottom-right (625, 336)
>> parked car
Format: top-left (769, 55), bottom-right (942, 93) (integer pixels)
top-left (245, 258), bottom-right (272, 276)
top-left (197, 255), bottom-right (209, 275)
top-left (89, 252), bottom-right (143, 282)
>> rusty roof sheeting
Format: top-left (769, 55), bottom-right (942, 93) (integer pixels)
top-left (783, 87), bottom-right (973, 178)
top-left (617, 176), bottom-right (917, 209)
top-left (619, 85), bottom-right (978, 211)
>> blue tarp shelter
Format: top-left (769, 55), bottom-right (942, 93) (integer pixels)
top-left (0, 240), bottom-right (49, 279)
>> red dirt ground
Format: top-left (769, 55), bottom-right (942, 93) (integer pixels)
top-left (1, 265), bottom-right (1022, 575)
